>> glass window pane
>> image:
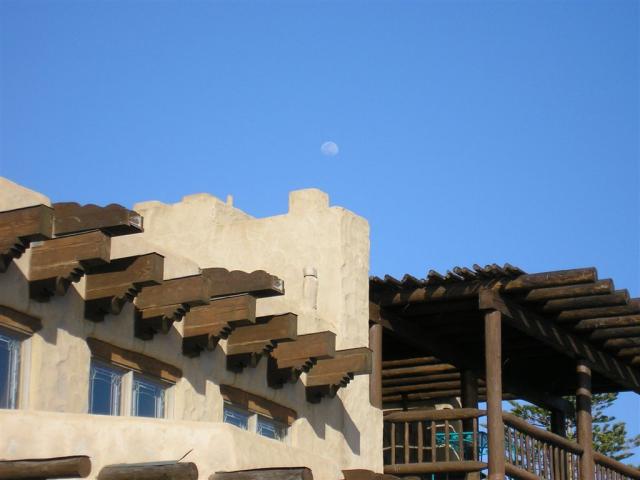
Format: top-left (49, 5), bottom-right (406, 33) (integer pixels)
top-left (89, 361), bottom-right (122, 415)
top-left (0, 331), bottom-right (20, 409)
top-left (223, 404), bottom-right (250, 430)
top-left (132, 374), bottom-right (165, 418)
top-left (257, 415), bottom-right (285, 441)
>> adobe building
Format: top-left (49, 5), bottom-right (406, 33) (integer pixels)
top-left (0, 177), bottom-right (639, 480)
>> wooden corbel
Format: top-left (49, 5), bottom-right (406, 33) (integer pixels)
top-left (83, 253), bottom-right (164, 321)
top-left (28, 231), bottom-right (111, 301)
top-left (202, 268), bottom-right (285, 298)
top-left (226, 313), bottom-right (297, 372)
top-left (182, 294), bottom-right (257, 357)
top-left (267, 331), bottom-right (336, 388)
top-left (53, 202), bottom-right (143, 236)
top-left (305, 347), bottom-right (372, 403)
top-left (134, 274), bottom-right (211, 340)
top-left (0, 205), bottom-right (53, 272)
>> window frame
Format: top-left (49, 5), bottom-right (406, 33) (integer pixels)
top-left (0, 327), bottom-right (22, 409)
top-left (88, 359), bottom-right (125, 416)
top-left (131, 372), bottom-right (166, 419)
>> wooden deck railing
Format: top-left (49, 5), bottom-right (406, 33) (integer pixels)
top-left (383, 408), bottom-right (487, 476)
top-left (502, 412), bottom-right (582, 480)
top-left (383, 408), bottom-right (640, 480)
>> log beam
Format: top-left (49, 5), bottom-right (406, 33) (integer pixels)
top-left (556, 300), bottom-right (640, 323)
top-left (182, 294), bottom-right (257, 357)
top-left (0, 205), bottom-right (53, 272)
top-left (575, 315), bottom-right (640, 331)
top-left (53, 202), bottom-right (142, 237)
top-left (541, 291), bottom-right (629, 313)
top-left (226, 313), bottom-right (297, 371)
top-left (211, 468), bottom-right (313, 480)
top-left (98, 462), bottom-right (197, 480)
top-left (0, 456), bottom-right (91, 479)
top-left (522, 279), bottom-right (614, 302)
top-left (84, 253), bottom-right (164, 321)
top-left (29, 231), bottom-right (111, 301)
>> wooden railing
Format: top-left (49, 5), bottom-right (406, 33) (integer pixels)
top-left (594, 452), bottom-right (640, 480)
top-left (383, 408), bottom-right (640, 480)
top-left (383, 408), bottom-right (487, 476)
top-left (502, 412), bottom-right (582, 480)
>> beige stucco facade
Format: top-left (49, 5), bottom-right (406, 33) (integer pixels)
top-left (0, 179), bottom-right (382, 479)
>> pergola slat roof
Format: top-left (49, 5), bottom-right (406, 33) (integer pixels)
top-left (371, 264), bottom-right (640, 405)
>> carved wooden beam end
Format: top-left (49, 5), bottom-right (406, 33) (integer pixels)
top-left (53, 202), bottom-right (143, 237)
top-left (267, 331), bottom-right (336, 388)
top-left (305, 347), bottom-right (372, 403)
top-left (182, 294), bottom-right (257, 357)
top-left (84, 253), bottom-right (164, 322)
top-left (0, 204), bottom-right (54, 272)
top-left (226, 313), bottom-right (297, 372)
top-left (202, 268), bottom-right (285, 298)
top-left (28, 231), bottom-right (111, 301)
top-left (134, 274), bottom-right (212, 340)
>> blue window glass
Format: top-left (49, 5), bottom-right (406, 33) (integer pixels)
top-left (223, 403), bottom-right (250, 430)
top-left (257, 415), bottom-right (285, 440)
top-left (89, 361), bottom-right (122, 415)
top-left (0, 330), bottom-right (20, 409)
top-left (132, 374), bottom-right (165, 418)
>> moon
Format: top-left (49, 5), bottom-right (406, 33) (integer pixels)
top-left (320, 141), bottom-right (339, 156)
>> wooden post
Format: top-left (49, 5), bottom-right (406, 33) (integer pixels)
top-left (485, 310), bottom-right (505, 480)
top-left (461, 369), bottom-right (481, 479)
top-left (550, 409), bottom-right (567, 437)
top-left (369, 323), bottom-right (383, 409)
top-left (576, 359), bottom-right (595, 480)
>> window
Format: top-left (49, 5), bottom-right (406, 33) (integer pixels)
top-left (132, 374), bottom-right (165, 418)
top-left (0, 329), bottom-right (20, 409)
top-left (86, 338), bottom-right (181, 419)
top-left (220, 385), bottom-right (295, 442)
top-left (256, 414), bottom-right (286, 440)
top-left (89, 360), bottom-right (123, 415)
top-left (223, 403), bottom-right (250, 430)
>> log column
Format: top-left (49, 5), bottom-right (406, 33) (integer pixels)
top-left (550, 409), bottom-right (567, 437)
top-left (369, 323), bottom-right (383, 409)
top-left (485, 310), bottom-right (505, 480)
top-left (461, 369), bottom-right (481, 480)
top-left (576, 359), bottom-right (595, 480)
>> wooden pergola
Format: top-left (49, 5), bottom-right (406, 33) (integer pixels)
top-left (369, 264), bottom-right (640, 480)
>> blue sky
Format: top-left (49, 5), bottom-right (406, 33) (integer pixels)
top-left (1, 0), bottom-right (638, 462)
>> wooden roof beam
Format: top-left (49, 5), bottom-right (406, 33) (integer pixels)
top-left (202, 268), bottom-right (285, 298)
top-left (53, 202), bottom-right (142, 237)
top-left (182, 294), bottom-right (257, 357)
top-left (305, 347), bottom-right (372, 403)
top-left (480, 289), bottom-right (640, 393)
top-left (28, 231), bottom-right (111, 301)
top-left (540, 290), bottom-right (629, 313)
top-left (134, 274), bottom-right (212, 340)
top-left (83, 253), bottom-right (164, 322)
top-left (522, 279), bottom-right (614, 302)
top-left (0, 205), bottom-right (54, 272)
top-left (556, 300), bottom-right (640, 323)
top-left (0, 455), bottom-right (91, 479)
top-left (267, 331), bottom-right (336, 388)
top-left (575, 315), bottom-right (640, 331)
top-left (226, 313), bottom-right (297, 372)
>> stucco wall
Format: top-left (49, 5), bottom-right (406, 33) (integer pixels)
top-left (0, 180), bottom-right (383, 479)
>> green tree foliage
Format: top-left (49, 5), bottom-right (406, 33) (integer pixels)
top-left (509, 393), bottom-right (640, 463)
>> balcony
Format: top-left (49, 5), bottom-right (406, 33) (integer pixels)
top-left (382, 408), bottom-right (640, 480)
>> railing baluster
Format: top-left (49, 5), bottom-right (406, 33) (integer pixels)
top-left (404, 421), bottom-right (409, 464)
top-left (390, 421), bottom-right (396, 466)
top-left (430, 420), bottom-right (436, 463)
top-left (444, 419), bottom-right (450, 462)
top-left (472, 418), bottom-right (478, 461)
top-left (417, 420), bottom-right (423, 463)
